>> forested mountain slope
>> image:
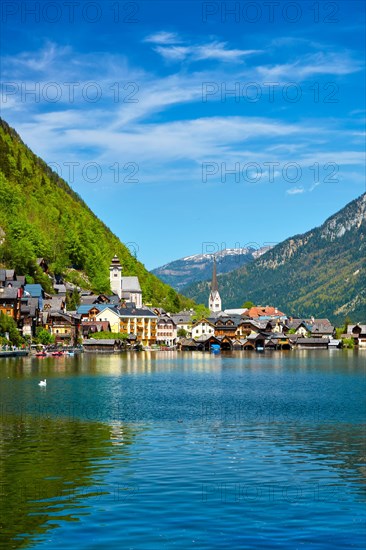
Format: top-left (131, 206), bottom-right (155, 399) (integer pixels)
top-left (0, 118), bottom-right (194, 311)
top-left (184, 193), bottom-right (366, 324)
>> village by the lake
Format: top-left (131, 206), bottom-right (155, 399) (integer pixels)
top-left (1, 254), bottom-right (365, 356)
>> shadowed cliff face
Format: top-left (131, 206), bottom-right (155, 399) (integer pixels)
top-left (184, 193), bottom-right (366, 323)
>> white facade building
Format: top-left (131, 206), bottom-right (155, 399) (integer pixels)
top-left (109, 255), bottom-right (142, 308)
top-left (192, 319), bottom-right (215, 339)
top-left (208, 258), bottom-right (222, 313)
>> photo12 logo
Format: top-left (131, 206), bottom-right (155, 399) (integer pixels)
top-left (202, 82), bottom-right (339, 104)
top-left (201, 2), bottom-right (340, 24)
top-left (1, 2), bottom-right (140, 24)
top-left (1, 81), bottom-right (139, 105)
top-left (48, 161), bottom-right (139, 184)
top-left (202, 161), bottom-right (339, 184)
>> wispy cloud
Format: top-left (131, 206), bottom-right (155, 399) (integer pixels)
top-left (3, 39), bottom-right (364, 198)
top-left (146, 31), bottom-right (262, 64)
top-left (4, 42), bottom-right (72, 74)
top-left (155, 42), bottom-right (261, 63)
top-left (287, 187), bottom-right (305, 195)
top-left (256, 52), bottom-right (363, 79)
top-left (154, 45), bottom-right (191, 61)
top-left (144, 31), bottom-right (183, 45)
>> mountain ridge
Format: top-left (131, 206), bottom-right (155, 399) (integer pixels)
top-left (183, 193), bottom-right (366, 324)
top-left (151, 246), bottom-right (271, 291)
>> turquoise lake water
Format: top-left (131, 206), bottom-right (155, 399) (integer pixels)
top-left (0, 350), bottom-right (365, 549)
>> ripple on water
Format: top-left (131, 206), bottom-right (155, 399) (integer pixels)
top-left (0, 351), bottom-right (365, 549)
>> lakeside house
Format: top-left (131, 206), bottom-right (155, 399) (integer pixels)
top-left (0, 256), bottom-right (363, 351)
top-left (83, 339), bottom-right (123, 353)
top-left (342, 324), bottom-right (366, 348)
top-left (156, 316), bottom-right (177, 346)
top-left (0, 286), bottom-right (22, 321)
top-left (170, 312), bottom-right (194, 338)
top-left (191, 318), bottom-right (215, 339)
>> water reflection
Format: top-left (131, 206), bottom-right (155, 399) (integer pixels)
top-left (0, 351), bottom-right (364, 549)
top-left (1, 349), bottom-right (364, 378)
top-left (0, 414), bottom-right (138, 549)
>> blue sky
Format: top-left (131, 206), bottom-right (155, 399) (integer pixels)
top-left (1, 0), bottom-right (365, 269)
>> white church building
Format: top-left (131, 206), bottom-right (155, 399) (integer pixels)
top-left (109, 255), bottom-right (143, 308)
top-left (208, 258), bottom-right (222, 313)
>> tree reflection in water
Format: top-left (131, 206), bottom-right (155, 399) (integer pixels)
top-left (0, 414), bottom-right (137, 548)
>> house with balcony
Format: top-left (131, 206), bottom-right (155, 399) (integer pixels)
top-left (214, 316), bottom-right (239, 339)
top-left (156, 316), bottom-right (177, 346)
top-left (48, 312), bottom-right (80, 345)
top-left (117, 305), bottom-right (157, 346)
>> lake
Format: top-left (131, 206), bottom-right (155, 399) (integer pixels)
top-left (0, 350), bottom-right (365, 549)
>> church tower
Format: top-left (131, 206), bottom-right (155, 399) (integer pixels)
top-left (208, 258), bottom-right (222, 312)
top-left (110, 255), bottom-right (122, 298)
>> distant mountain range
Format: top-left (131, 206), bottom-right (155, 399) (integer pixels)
top-left (151, 246), bottom-right (271, 292)
top-left (181, 193), bottom-right (366, 324)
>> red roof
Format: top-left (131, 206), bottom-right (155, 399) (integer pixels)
top-left (247, 306), bottom-right (285, 318)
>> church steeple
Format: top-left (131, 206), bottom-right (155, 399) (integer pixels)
top-left (208, 257), bottom-right (222, 312)
top-left (110, 254), bottom-right (122, 298)
top-left (211, 257), bottom-right (218, 292)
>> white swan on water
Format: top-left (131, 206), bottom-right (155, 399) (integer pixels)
top-left (38, 379), bottom-right (47, 387)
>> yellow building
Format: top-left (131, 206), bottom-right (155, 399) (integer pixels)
top-left (118, 307), bottom-right (157, 346)
top-left (95, 307), bottom-right (121, 333)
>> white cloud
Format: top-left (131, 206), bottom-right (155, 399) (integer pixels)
top-left (256, 52), bottom-right (362, 79)
top-left (194, 42), bottom-right (261, 62)
top-left (287, 187), bottom-right (305, 195)
top-left (154, 45), bottom-right (191, 61)
top-left (144, 32), bottom-right (182, 45)
top-left (155, 42), bottom-right (261, 63)
top-left (3, 41), bottom-right (364, 196)
top-left (3, 42), bottom-right (71, 74)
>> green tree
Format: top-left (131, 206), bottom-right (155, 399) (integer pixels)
top-left (89, 331), bottom-right (129, 340)
top-left (66, 288), bottom-right (80, 310)
top-left (177, 328), bottom-right (187, 338)
top-left (0, 312), bottom-right (21, 345)
top-left (35, 327), bottom-right (55, 345)
top-left (192, 304), bottom-right (211, 322)
top-left (341, 337), bottom-right (354, 349)
top-left (242, 301), bottom-right (254, 309)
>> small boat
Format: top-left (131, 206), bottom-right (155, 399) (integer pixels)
top-left (35, 351), bottom-right (48, 357)
top-left (51, 351), bottom-right (63, 357)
